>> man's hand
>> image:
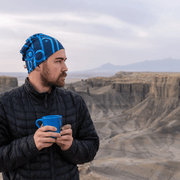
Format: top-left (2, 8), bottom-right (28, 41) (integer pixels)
top-left (34, 126), bottom-right (60, 150)
top-left (56, 124), bottom-right (73, 151)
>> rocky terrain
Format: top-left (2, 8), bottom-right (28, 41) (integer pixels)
top-left (1, 72), bottom-right (180, 179)
top-left (66, 71), bottom-right (180, 180)
top-left (0, 76), bottom-right (18, 180)
top-left (0, 76), bottom-right (18, 94)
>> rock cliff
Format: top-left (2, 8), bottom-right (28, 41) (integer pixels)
top-left (0, 76), bottom-right (18, 94)
top-left (111, 82), bottom-right (149, 97)
top-left (86, 77), bottom-right (112, 87)
top-left (81, 73), bottom-right (153, 117)
top-left (0, 76), bottom-right (18, 87)
top-left (65, 72), bottom-right (180, 180)
top-left (150, 75), bottom-right (180, 98)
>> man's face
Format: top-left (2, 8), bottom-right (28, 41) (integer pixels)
top-left (40, 49), bottom-right (68, 87)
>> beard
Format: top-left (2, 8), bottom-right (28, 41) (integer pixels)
top-left (40, 63), bottom-right (67, 88)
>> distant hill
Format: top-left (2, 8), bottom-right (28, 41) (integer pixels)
top-left (88, 58), bottom-right (180, 72)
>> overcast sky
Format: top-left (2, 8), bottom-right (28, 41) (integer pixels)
top-left (0, 0), bottom-right (180, 72)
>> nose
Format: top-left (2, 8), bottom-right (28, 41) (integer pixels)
top-left (62, 61), bottom-right (68, 71)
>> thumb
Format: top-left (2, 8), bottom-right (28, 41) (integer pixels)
top-left (61, 124), bottom-right (71, 130)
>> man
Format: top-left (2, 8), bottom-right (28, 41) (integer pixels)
top-left (0, 33), bottom-right (99, 180)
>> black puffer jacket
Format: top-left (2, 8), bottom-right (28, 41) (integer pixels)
top-left (0, 78), bottom-right (99, 180)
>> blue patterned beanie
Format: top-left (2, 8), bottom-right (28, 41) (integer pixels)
top-left (20, 33), bottom-right (64, 74)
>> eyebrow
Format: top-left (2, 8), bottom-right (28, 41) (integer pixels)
top-left (55, 57), bottom-right (67, 60)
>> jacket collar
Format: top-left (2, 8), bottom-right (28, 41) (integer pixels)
top-left (24, 77), bottom-right (56, 102)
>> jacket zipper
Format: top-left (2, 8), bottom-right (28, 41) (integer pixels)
top-left (50, 147), bottom-right (55, 180)
top-left (45, 93), bottom-right (54, 179)
top-left (45, 93), bottom-right (48, 108)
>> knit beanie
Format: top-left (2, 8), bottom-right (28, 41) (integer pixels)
top-left (20, 33), bottom-right (64, 74)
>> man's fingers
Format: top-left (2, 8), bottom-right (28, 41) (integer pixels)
top-left (60, 124), bottom-right (72, 136)
top-left (61, 124), bottom-right (71, 130)
top-left (60, 129), bottom-right (72, 136)
top-left (34, 126), bottom-right (59, 150)
top-left (39, 125), bottom-right (57, 132)
top-left (55, 124), bottom-right (73, 151)
top-left (36, 135), bottom-right (57, 143)
top-left (36, 131), bottom-right (59, 138)
top-left (56, 136), bottom-right (73, 146)
top-left (41, 142), bottom-right (54, 148)
top-left (44, 131), bottom-right (60, 137)
top-left (42, 137), bottom-right (56, 143)
top-left (58, 135), bottom-right (72, 141)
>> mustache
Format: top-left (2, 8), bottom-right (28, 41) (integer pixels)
top-left (58, 71), bottom-right (67, 78)
top-left (63, 71), bottom-right (67, 77)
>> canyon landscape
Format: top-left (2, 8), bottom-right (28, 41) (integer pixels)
top-left (1, 71), bottom-right (180, 180)
top-left (65, 71), bottom-right (180, 180)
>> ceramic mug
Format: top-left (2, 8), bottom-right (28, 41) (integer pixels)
top-left (35, 115), bottom-right (62, 135)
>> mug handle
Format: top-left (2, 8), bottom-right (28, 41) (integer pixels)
top-left (36, 119), bottom-right (43, 128)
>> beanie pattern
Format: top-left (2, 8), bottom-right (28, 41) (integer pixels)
top-left (20, 33), bottom-right (64, 73)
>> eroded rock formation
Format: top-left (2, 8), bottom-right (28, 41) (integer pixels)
top-left (0, 76), bottom-right (17, 87)
top-left (0, 76), bottom-right (18, 94)
top-left (66, 72), bottom-right (180, 180)
top-left (1, 72), bottom-right (180, 180)
top-left (86, 77), bottom-right (112, 87)
top-left (150, 75), bottom-right (180, 98)
top-left (66, 83), bottom-right (76, 92)
top-left (111, 82), bottom-right (149, 97)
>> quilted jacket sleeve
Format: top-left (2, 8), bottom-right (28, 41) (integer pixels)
top-left (59, 96), bottom-right (99, 164)
top-left (0, 102), bottom-right (40, 172)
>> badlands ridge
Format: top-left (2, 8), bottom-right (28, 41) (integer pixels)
top-left (1, 72), bottom-right (180, 180)
top-left (66, 71), bottom-right (180, 180)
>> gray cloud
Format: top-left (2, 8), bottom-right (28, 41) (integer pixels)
top-left (0, 0), bottom-right (180, 72)
top-left (0, 0), bottom-right (155, 26)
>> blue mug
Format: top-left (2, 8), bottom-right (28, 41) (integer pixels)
top-left (36, 115), bottom-right (62, 134)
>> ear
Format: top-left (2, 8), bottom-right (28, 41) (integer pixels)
top-left (36, 65), bottom-right (41, 70)
top-left (35, 63), bottom-right (43, 72)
